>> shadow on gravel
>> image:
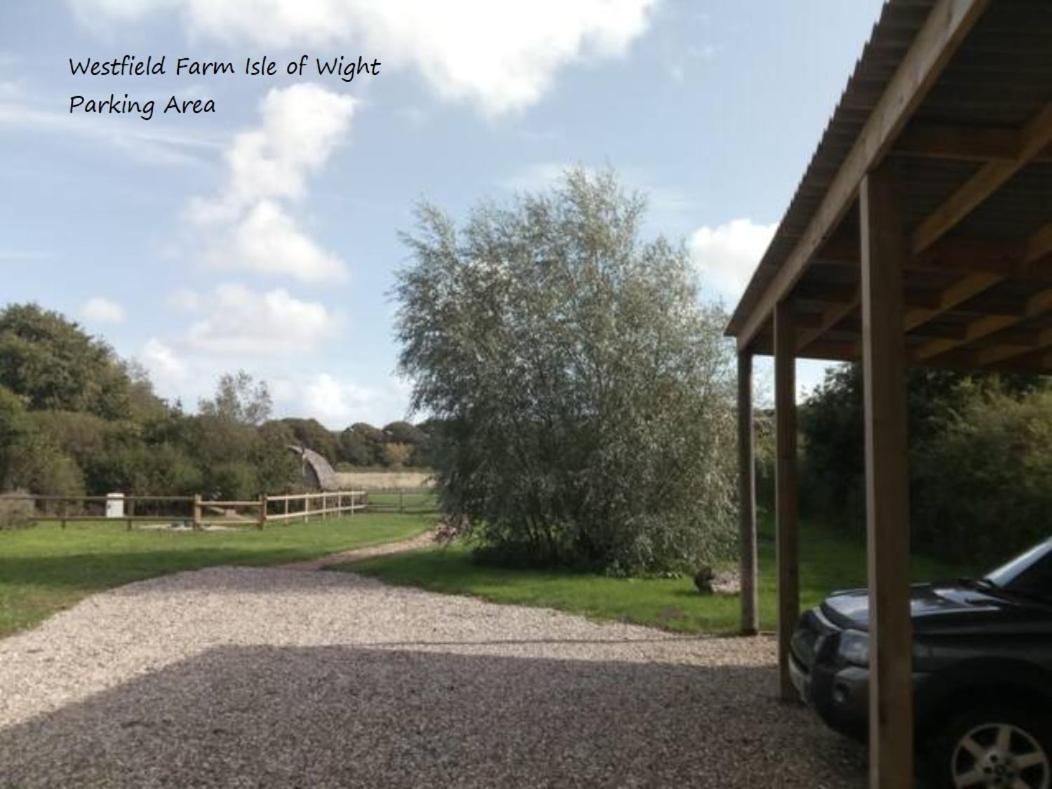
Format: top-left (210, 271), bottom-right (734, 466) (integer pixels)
top-left (0, 645), bottom-right (866, 788)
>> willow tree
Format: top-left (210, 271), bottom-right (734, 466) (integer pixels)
top-left (395, 169), bottom-right (736, 574)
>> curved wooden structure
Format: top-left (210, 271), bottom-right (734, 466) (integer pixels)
top-left (726, 2), bottom-right (1051, 785)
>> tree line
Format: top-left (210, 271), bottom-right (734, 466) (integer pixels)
top-left (0, 304), bottom-right (432, 503)
top-left (788, 365), bottom-right (1051, 566)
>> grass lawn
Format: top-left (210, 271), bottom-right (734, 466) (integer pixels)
top-left (343, 515), bottom-right (977, 635)
top-left (0, 511), bottom-right (433, 638)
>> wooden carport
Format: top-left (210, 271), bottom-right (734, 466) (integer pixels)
top-left (726, 1), bottom-right (1052, 785)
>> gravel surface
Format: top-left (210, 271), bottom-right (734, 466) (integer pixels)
top-left (0, 564), bottom-right (865, 788)
top-left (280, 531), bottom-right (438, 571)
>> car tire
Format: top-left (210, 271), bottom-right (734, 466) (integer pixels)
top-left (925, 705), bottom-right (1052, 789)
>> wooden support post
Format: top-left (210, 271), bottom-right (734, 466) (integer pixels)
top-left (126, 496), bottom-right (134, 531)
top-left (192, 494), bottom-right (202, 531)
top-left (738, 352), bottom-right (758, 636)
top-left (284, 495), bottom-right (289, 526)
top-left (258, 494), bottom-right (267, 530)
top-left (774, 299), bottom-right (799, 702)
top-left (861, 166), bottom-right (914, 788)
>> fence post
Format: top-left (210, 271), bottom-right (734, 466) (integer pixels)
top-left (193, 494), bottom-right (202, 531)
top-left (399, 488), bottom-right (404, 513)
top-left (305, 494), bottom-right (310, 523)
top-left (126, 496), bottom-right (135, 531)
top-left (60, 497), bottom-right (67, 530)
top-left (283, 494), bottom-right (289, 526)
top-left (257, 494), bottom-right (266, 530)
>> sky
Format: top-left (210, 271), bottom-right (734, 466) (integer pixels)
top-left (0, 0), bottom-right (885, 428)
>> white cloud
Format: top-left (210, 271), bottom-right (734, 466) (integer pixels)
top-left (80, 296), bottom-right (126, 323)
top-left (187, 83), bottom-right (354, 283)
top-left (139, 335), bottom-right (409, 427)
top-left (69, 0), bottom-right (655, 116)
top-left (183, 284), bottom-right (337, 355)
top-left (168, 287), bottom-right (200, 310)
top-left (214, 200), bottom-right (347, 283)
top-left (689, 218), bottom-right (775, 300)
top-left (273, 372), bottom-right (411, 428)
top-left (141, 338), bottom-right (189, 387)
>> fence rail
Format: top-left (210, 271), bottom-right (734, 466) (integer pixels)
top-left (2, 490), bottom-right (368, 530)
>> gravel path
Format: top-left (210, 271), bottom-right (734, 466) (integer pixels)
top-left (280, 531), bottom-right (438, 571)
top-left (0, 565), bottom-right (865, 788)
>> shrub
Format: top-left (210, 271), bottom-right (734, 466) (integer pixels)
top-left (0, 490), bottom-right (34, 530)
top-left (395, 168), bottom-right (737, 574)
top-left (913, 390), bottom-right (1052, 564)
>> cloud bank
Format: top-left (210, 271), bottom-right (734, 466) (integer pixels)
top-left (70, 0), bottom-right (656, 116)
top-left (689, 218), bottom-right (775, 301)
top-left (187, 83), bottom-right (355, 283)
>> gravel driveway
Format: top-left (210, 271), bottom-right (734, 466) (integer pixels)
top-left (0, 563), bottom-right (865, 788)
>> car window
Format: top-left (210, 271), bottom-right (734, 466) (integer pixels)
top-left (986, 539), bottom-right (1052, 600)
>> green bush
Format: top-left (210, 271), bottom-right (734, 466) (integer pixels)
top-left (913, 390), bottom-right (1052, 564)
top-left (0, 490), bottom-right (34, 530)
top-left (800, 364), bottom-right (1050, 565)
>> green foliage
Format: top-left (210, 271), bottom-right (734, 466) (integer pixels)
top-left (281, 417), bottom-right (340, 460)
top-left (198, 370), bottom-right (272, 425)
top-left (913, 390), bottom-right (1052, 563)
top-left (382, 442), bottom-right (412, 469)
top-left (0, 301), bottom-right (414, 499)
top-left (0, 385), bottom-right (31, 487)
top-left (0, 304), bottom-right (133, 418)
top-left (395, 168), bottom-right (737, 574)
top-left (336, 427), bottom-right (376, 465)
top-left (800, 364), bottom-right (1051, 564)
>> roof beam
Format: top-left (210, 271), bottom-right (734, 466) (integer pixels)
top-left (975, 327), bottom-right (1052, 367)
top-left (908, 224), bottom-right (1052, 357)
top-left (911, 103), bottom-right (1052, 254)
top-left (894, 122), bottom-right (1022, 162)
top-left (796, 294), bottom-right (859, 352)
top-left (733, 0), bottom-right (990, 351)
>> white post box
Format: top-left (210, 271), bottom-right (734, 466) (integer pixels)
top-left (105, 492), bottom-right (125, 519)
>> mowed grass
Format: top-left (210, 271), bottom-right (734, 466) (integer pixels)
top-left (345, 515), bottom-right (975, 635)
top-left (0, 512), bottom-right (433, 638)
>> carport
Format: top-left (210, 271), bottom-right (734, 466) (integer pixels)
top-left (726, 1), bottom-right (1052, 786)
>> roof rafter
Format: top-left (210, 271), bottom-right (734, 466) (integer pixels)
top-left (910, 103), bottom-right (1052, 255)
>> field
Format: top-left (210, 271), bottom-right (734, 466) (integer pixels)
top-left (344, 514), bottom-right (976, 635)
top-left (0, 511), bottom-right (433, 638)
top-left (366, 488), bottom-right (438, 513)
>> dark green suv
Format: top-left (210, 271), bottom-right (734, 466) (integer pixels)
top-left (790, 538), bottom-right (1052, 789)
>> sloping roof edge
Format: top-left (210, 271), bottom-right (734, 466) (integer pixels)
top-left (725, 0), bottom-right (936, 337)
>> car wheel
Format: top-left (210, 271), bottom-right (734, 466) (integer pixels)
top-left (927, 706), bottom-right (1051, 789)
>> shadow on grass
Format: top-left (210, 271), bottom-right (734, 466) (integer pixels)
top-left (0, 644), bottom-right (867, 788)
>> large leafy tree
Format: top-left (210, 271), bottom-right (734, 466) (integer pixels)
top-left (395, 168), bottom-right (737, 573)
top-left (0, 304), bottom-right (132, 418)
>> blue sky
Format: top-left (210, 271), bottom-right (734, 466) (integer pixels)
top-left (0, 0), bottom-right (883, 427)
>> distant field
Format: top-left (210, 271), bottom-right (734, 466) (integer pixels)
top-left (0, 512), bottom-right (435, 638)
top-left (367, 489), bottom-right (439, 513)
top-left (336, 471), bottom-right (434, 490)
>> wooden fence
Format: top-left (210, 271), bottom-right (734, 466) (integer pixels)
top-left (4, 490), bottom-right (368, 530)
